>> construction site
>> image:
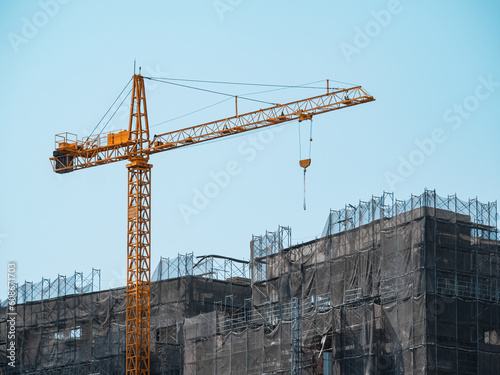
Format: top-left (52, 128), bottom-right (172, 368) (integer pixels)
top-left (2, 190), bottom-right (499, 374)
top-left (3, 0), bottom-right (500, 373)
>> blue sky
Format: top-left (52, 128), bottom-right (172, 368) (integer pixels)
top-left (1, 0), bottom-right (499, 299)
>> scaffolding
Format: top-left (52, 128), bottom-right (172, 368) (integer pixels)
top-left (0, 257), bottom-right (251, 375)
top-left (0, 269), bottom-right (101, 307)
top-left (152, 253), bottom-right (250, 283)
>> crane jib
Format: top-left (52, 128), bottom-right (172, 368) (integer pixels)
top-left (50, 85), bottom-right (374, 174)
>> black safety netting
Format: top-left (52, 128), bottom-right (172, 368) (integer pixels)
top-left (0, 275), bottom-right (250, 375)
top-left (1, 190), bottom-right (499, 375)
top-left (240, 190), bottom-right (499, 374)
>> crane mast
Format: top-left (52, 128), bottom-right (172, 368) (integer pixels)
top-left (126, 76), bottom-right (152, 375)
top-left (50, 74), bottom-right (374, 375)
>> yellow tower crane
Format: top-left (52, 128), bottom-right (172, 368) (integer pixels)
top-left (50, 74), bottom-right (374, 375)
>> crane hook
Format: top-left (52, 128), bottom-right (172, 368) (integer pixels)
top-left (299, 159), bottom-right (311, 210)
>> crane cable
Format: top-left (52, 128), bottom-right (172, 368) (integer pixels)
top-left (89, 77), bottom-right (355, 136)
top-left (89, 78), bottom-right (132, 137)
top-left (298, 119), bottom-right (313, 210)
top-left (145, 76), bottom-right (331, 90)
top-left (150, 97), bottom-right (233, 129)
top-left (145, 77), bottom-right (277, 106)
top-left (149, 80), bottom-right (326, 129)
top-left (96, 87), bottom-right (133, 137)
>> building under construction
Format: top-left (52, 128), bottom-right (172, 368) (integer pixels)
top-left (1, 190), bottom-right (500, 374)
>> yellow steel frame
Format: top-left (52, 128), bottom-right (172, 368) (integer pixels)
top-left (128, 75), bottom-right (149, 152)
top-left (126, 75), bottom-right (152, 375)
top-left (50, 74), bottom-right (375, 374)
top-left (126, 157), bottom-right (151, 375)
top-left (50, 85), bottom-right (374, 174)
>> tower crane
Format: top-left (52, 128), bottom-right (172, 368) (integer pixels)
top-left (50, 74), bottom-right (374, 375)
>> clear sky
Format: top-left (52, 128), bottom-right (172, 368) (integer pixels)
top-left (1, 0), bottom-right (500, 299)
